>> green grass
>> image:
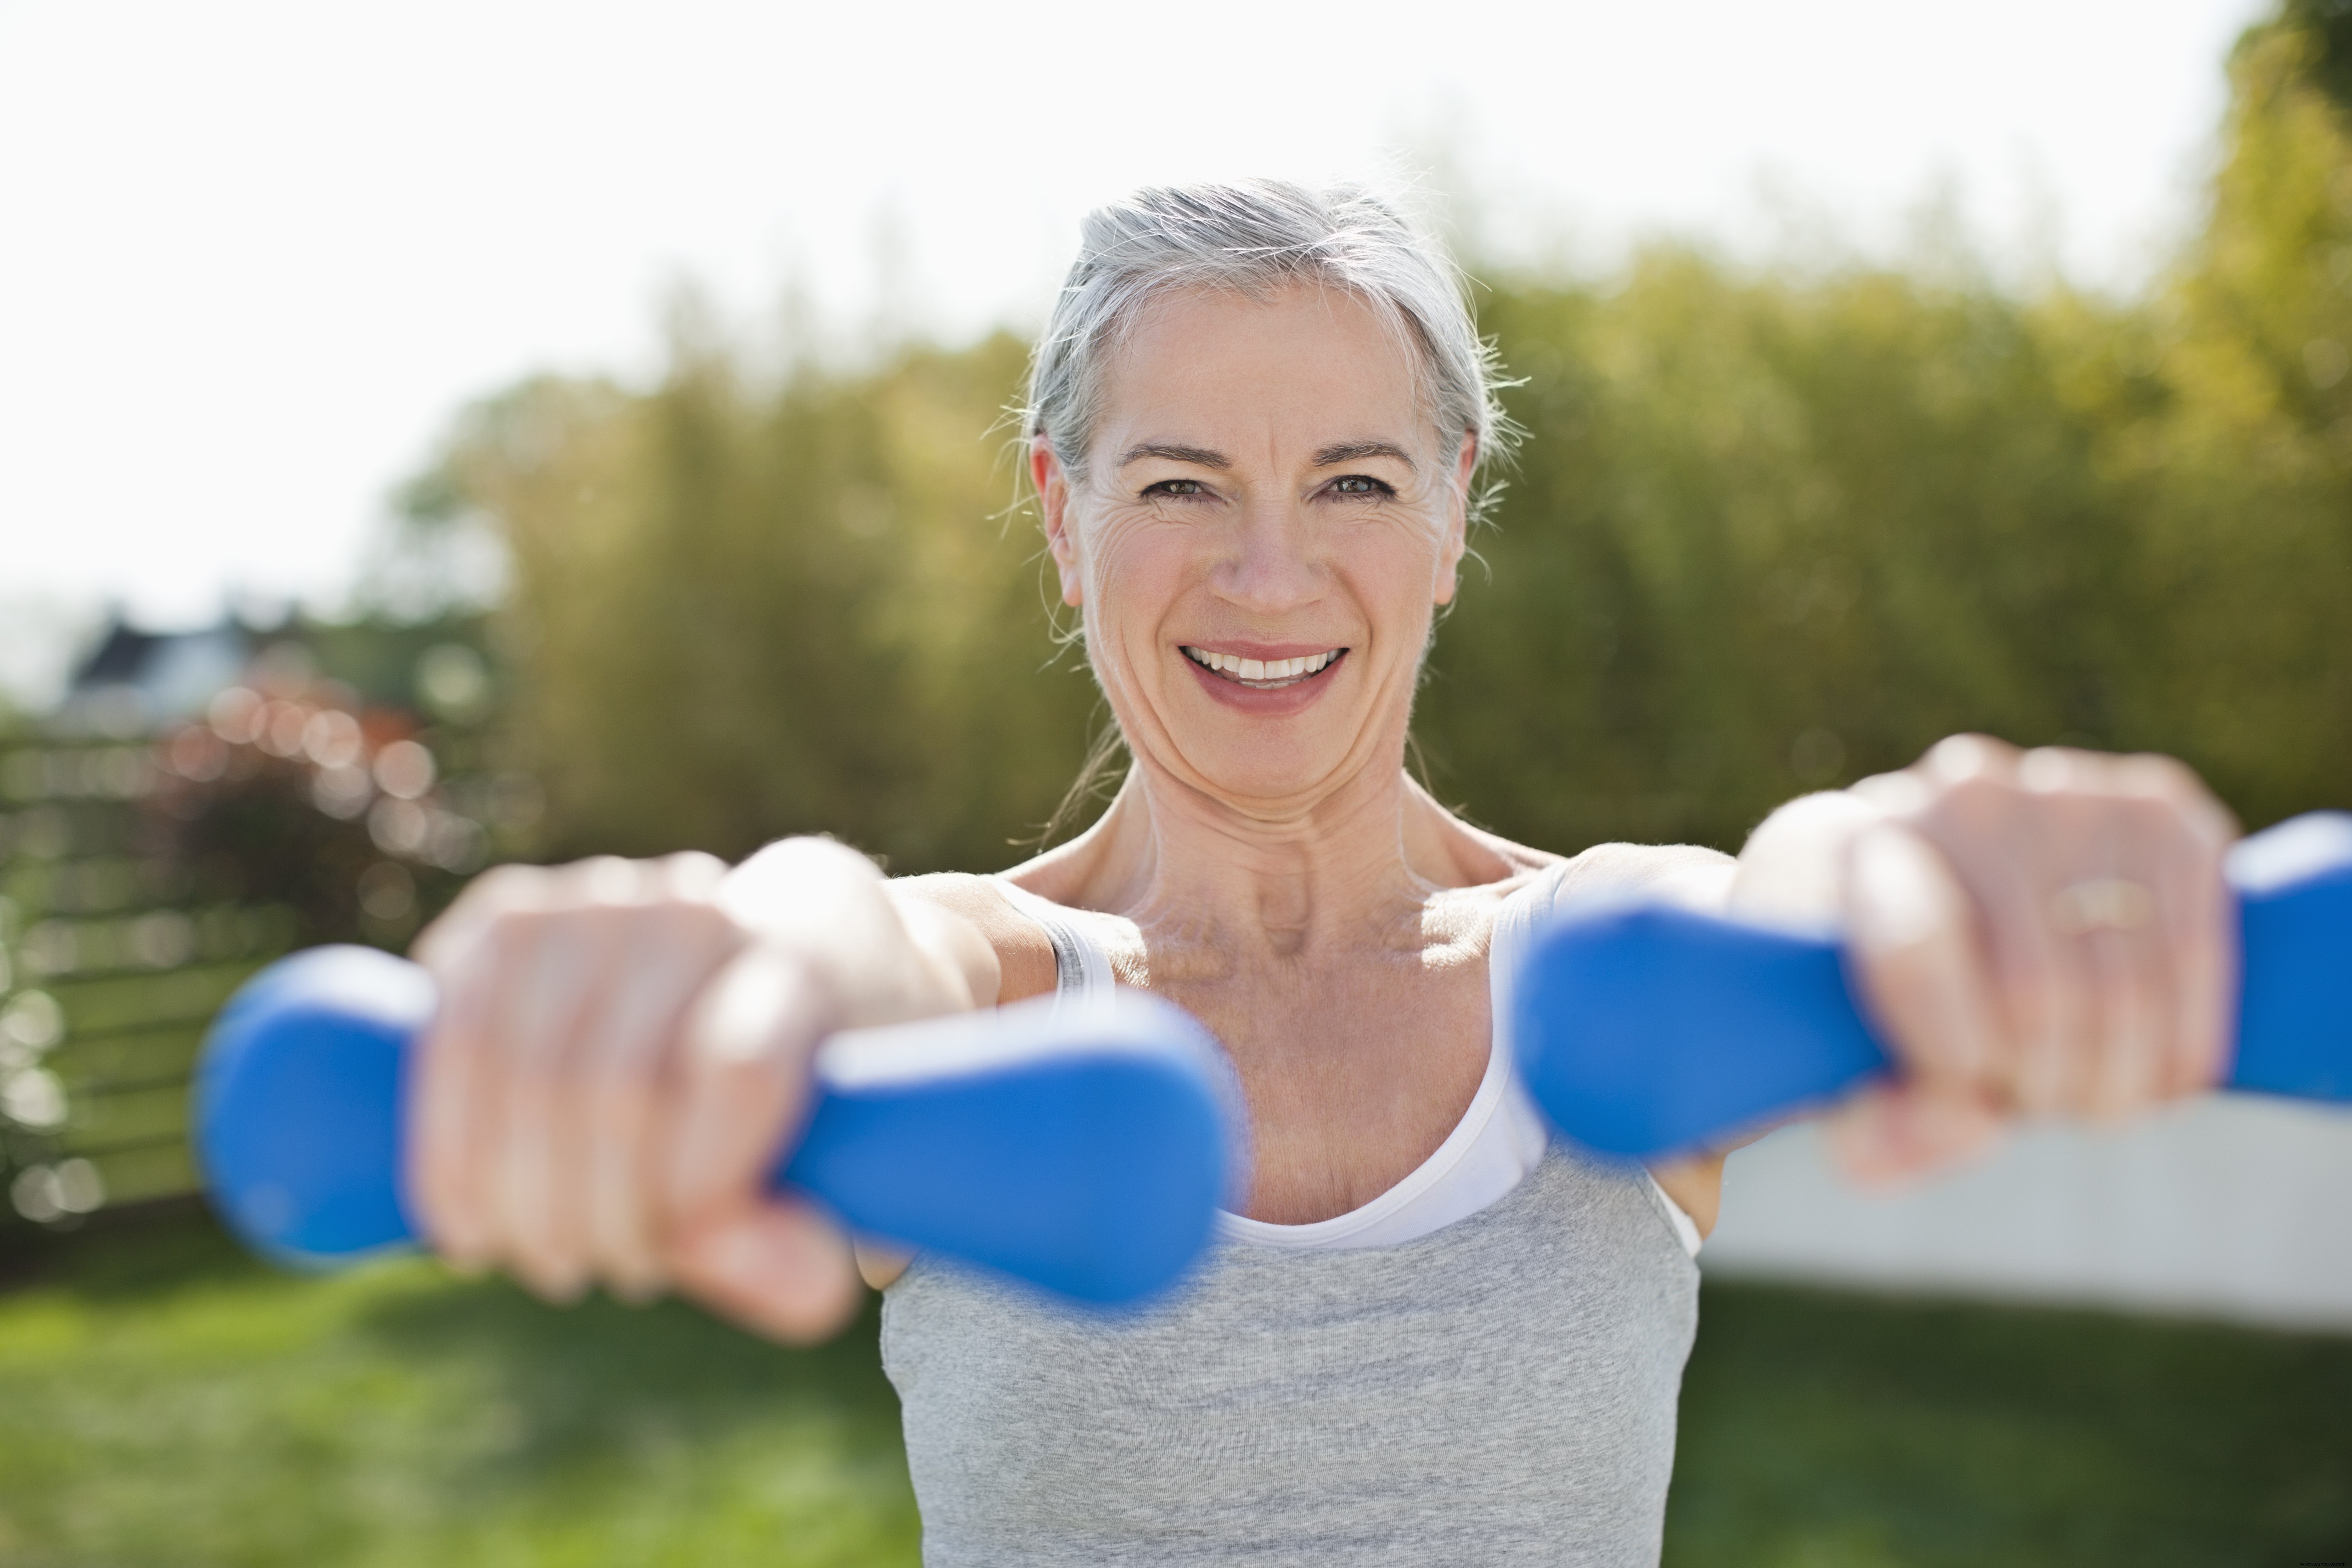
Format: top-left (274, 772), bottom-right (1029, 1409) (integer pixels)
top-left (0, 1213), bottom-right (2347, 1566)
top-left (0, 1213), bottom-right (919, 1567)
top-left (1666, 1280), bottom-right (2352, 1568)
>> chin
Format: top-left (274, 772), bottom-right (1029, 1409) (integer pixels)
top-left (1182, 735), bottom-right (1353, 806)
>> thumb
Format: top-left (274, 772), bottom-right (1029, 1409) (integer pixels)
top-left (1825, 1080), bottom-right (2006, 1188)
top-left (661, 944), bottom-right (836, 1222)
top-left (668, 1198), bottom-right (864, 1343)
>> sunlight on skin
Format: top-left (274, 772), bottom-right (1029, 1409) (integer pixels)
top-left (1008, 284), bottom-right (1728, 1235)
top-left (408, 276), bottom-right (2229, 1324)
top-left (1037, 284), bottom-right (1474, 818)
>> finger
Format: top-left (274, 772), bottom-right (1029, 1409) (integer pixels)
top-left (1824, 1080), bottom-right (2007, 1187)
top-left (659, 849), bottom-right (732, 902)
top-left (1843, 823), bottom-right (2004, 1092)
top-left (410, 868), bottom-right (562, 1267)
top-left (1997, 753), bottom-right (2101, 1114)
top-left (2135, 767), bottom-right (2237, 1098)
top-left (412, 863), bottom-right (543, 974)
top-left (478, 910), bottom-right (609, 1301)
top-left (667, 1198), bottom-right (865, 1344)
top-left (660, 944), bottom-right (836, 1230)
top-left (2078, 915), bottom-right (2166, 1121)
top-left (2158, 841), bottom-right (2236, 1097)
top-left (580, 906), bottom-right (744, 1300)
top-left (408, 919), bottom-right (519, 1269)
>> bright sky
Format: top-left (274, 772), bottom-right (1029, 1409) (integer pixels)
top-left (0, 0), bottom-right (2268, 694)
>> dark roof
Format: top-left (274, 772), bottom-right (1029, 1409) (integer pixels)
top-left (71, 621), bottom-right (169, 689)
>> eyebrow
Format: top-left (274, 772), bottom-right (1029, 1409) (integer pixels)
top-left (1118, 443), bottom-right (1230, 469)
top-left (1312, 441), bottom-right (1417, 471)
top-left (1117, 440), bottom-right (1418, 472)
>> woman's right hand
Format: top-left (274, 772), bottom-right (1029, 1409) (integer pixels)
top-left (406, 838), bottom-right (981, 1342)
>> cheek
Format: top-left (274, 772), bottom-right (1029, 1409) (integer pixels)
top-left (1078, 516), bottom-right (1190, 656)
top-left (1349, 521), bottom-right (1453, 612)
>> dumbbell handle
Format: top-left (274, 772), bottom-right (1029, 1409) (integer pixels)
top-left (193, 946), bottom-right (1237, 1304)
top-left (1515, 812), bottom-right (2352, 1158)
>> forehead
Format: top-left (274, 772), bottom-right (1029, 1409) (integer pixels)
top-left (1094, 283), bottom-right (1428, 457)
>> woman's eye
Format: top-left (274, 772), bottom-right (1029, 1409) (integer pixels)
top-left (1329, 475), bottom-right (1394, 497)
top-left (1144, 478), bottom-right (1207, 498)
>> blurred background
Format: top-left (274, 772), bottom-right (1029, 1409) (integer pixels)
top-left (4, 0), bottom-right (2351, 1562)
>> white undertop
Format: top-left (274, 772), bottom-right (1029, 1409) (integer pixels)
top-left (991, 870), bottom-right (1703, 1258)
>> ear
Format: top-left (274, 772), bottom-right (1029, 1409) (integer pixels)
top-left (1433, 433), bottom-right (1476, 607)
top-left (1033, 440), bottom-right (1083, 608)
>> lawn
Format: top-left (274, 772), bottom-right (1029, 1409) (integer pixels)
top-left (0, 1211), bottom-right (2345, 1567)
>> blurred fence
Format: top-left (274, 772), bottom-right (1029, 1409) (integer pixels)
top-left (0, 641), bottom-right (524, 1235)
top-left (0, 740), bottom-right (289, 1223)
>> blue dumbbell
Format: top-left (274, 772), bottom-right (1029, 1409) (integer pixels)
top-left (193, 946), bottom-right (1238, 1304)
top-left (1517, 811), bottom-right (2352, 1158)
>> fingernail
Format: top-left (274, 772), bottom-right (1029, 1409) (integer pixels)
top-left (525, 1264), bottom-right (588, 1306)
top-left (609, 1272), bottom-right (666, 1307)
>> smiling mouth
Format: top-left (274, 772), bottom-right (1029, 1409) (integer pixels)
top-left (1180, 646), bottom-right (1348, 690)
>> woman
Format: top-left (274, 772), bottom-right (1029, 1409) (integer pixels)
top-left (410, 181), bottom-right (2237, 1565)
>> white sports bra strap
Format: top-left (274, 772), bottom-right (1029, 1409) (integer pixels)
top-left (989, 878), bottom-right (1116, 1005)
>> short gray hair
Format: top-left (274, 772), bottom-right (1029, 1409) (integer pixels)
top-left (1026, 179), bottom-right (1511, 521)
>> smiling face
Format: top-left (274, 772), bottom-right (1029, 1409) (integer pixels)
top-left (1036, 283), bottom-right (1474, 813)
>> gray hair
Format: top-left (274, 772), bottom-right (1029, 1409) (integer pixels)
top-left (1025, 179), bottom-right (1512, 521)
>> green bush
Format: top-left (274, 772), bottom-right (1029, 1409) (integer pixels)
top-left (403, 6), bottom-right (2352, 869)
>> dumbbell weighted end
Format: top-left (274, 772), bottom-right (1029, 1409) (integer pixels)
top-left (192, 946), bottom-right (1239, 1305)
top-left (1516, 812), bottom-right (2352, 1159)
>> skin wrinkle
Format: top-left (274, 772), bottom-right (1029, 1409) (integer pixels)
top-left (1066, 276), bottom-right (1468, 497)
top-left (1018, 280), bottom-right (1557, 1223)
top-left (403, 211), bottom-right (2237, 1327)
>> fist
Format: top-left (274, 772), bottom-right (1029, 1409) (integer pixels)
top-left (406, 847), bottom-right (885, 1342)
top-left (1773, 736), bottom-right (2238, 1182)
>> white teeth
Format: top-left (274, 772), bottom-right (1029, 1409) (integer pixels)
top-left (1181, 646), bottom-right (1344, 684)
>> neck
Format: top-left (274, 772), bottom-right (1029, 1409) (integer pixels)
top-left (1033, 751), bottom-right (1504, 959)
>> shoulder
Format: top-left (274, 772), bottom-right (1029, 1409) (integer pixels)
top-left (1436, 813), bottom-right (1732, 908)
top-left (1555, 841), bottom-right (1737, 912)
top-left (886, 872), bottom-right (1061, 1004)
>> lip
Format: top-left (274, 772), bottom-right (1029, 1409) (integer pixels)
top-left (1182, 642), bottom-right (1341, 662)
top-left (1179, 644), bottom-right (1348, 716)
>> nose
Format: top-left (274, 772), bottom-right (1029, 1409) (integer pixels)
top-left (1212, 498), bottom-right (1324, 616)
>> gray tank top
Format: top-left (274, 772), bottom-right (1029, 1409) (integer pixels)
top-left (880, 874), bottom-right (1701, 1566)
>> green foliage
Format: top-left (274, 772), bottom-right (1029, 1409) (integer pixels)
top-left (411, 6), bottom-right (2352, 867)
top-left (1422, 260), bottom-right (2145, 850)
top-left (413, 335), bottom-right (1099, 870)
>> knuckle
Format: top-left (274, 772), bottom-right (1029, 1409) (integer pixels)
top-left (471, 863), bottom-right (555, 910)
top-left (660, 851), bottom-right (731, 896)
top-left (2017, 744), bottom-right (2100, 795)
top-left (2118, 751), bottom-right (2197, 797)
top-left (556, 855), bottom-right (643, 905)
top-left (1918, 773), bottom-right (2012, 837)
top-left (1922, 733), bottom-right (2015, 784)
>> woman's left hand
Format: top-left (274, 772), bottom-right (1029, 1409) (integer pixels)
top-left (1749, 735), bottom-right (2240, 1183)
